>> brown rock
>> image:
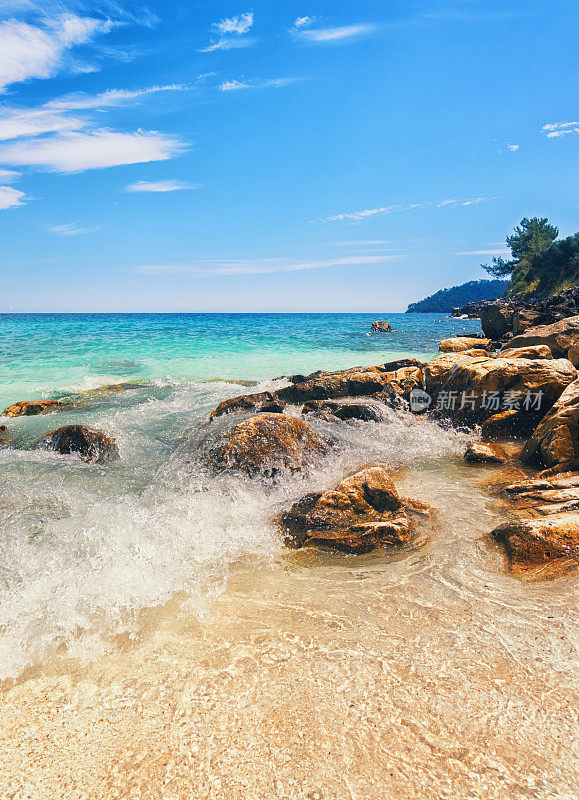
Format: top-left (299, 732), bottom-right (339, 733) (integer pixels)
top-left (370, 320), bottom-right (392, 332)
top-left (257, 400), bottom-right (286, 414)
top-left (567, 343), bottom-right (579, 367)
top-left (465, 442), bottom-right (509, 464)
top-left (302, 399), bottom-right (384, 422)
top-left (423, 352), bottom-right (576, 424)
top-left (491, 513), bottom-right (579, 579)
top-left (78, 383), bottom-right (141, 396)
top-left (520, 379), bottom-right (579, 472)
top-left (513, 310), bottom-right (540, 335)
top-left (207, 413), bottom-right (329, 477)
top-left (439, 337), bottom-right (490, 353)
top-left (479, 305), bottom-right (515, 339)
top-left (3, 399), bottom-right (75, 418)
top-left (277, 363), bottom-right (412, 404)
top-left (502, 474), bottom-right (579, 517)
top-left (209, 391), bottom-right (276, 421)
top-left (461, 349), bottom-right (491, 358)
top-left (506, 315), bottom-right (579, 359)
top-left (36, 425), bottom-right (119, 464)
top-left (500, 345), bottom-right (553, 360)
top-left (481, 409), bottom-right (545, 441)
top-left (279, 465), bottom-right (429, 553)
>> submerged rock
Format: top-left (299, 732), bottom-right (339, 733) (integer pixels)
top-left (3, 399), bottom-right (75, 417)
top-left (78, 383), bottom-right (141, 396)
top-left (302, 399), bottom-right (385, 422)
top-left (370, 320), bottom-right (392, 332)
top-left (465, 442), bottom-right (509, 464)
top-left (439, 337), bottom-right (490, 353)
top-left (491, 513), bottom-right (579, 580)
top-left (36, 425), bottom-right (119, 464)
top-left (506, 315), bottom-right (579, 359)
top-left (520, 379), bottom-right (579, 473)
top-left (279, 465), bottom-right (429, 553)
top-left (206, 413), bottom-right (330, 477)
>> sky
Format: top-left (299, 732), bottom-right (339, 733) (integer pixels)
top-left (0, 0), bottom-right (577, 312)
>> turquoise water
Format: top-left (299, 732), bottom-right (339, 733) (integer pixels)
top-left (0, 312), bottom-right (481, 409)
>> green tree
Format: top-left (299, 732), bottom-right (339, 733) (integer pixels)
top-left (482, 217), bottom-right (559, 278)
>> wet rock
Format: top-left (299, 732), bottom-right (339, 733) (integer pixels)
top-left (78, 383), bottom-right (141, 396)
top-left (502, 473), bottom-right (579, 517)
top-left (209, 391), bottom-right (276, 421)
top-left (302, 399), bottom-right (384, 422)
top-left (520, 379), bottom-right (579, 473)
top-left (370, 320), bottom-right (392, 332)
top-left (506, 315), bottom-right (579, 359)
top-left (479, 305), bottom-right (515, 340)
top-left (465, 442), bottom-right (509, 464)
top-left (207, 413), bottom-right (330, 477)
top-left (36, 425), bottom-right (119, 464)
top-left (0, 424), bottom-right (12, 447)
top-left (439, 337), bottom-right (490, 353)
top-left (257, 400), bottom-right (286, 414)
top-left (3, 399), bottom-right (75, 418)
top-left (423, 352), bottom-right (577, 425)
top-left (491, 513), bottom-right (579, 579)
top-left (279, 465), bottom-right (429, 553)
top-left (481, 409), bottom-right (546, 441)
top-left (500, 345), bottom-right (553, 360)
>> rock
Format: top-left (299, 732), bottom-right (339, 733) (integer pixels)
top-left (513, 310), bottom-right (540, 335)
top-left (491, 513), bottom-right (579, 579)
top-left (2, 399), bottom-right (75, 418)
top-left (465, 442), bottom-right (509, 464)
top-left (479, 305), bottom-right (515, 339)
top-left (78, 383), bottom-right (141, 396)
top-left (302, 400), bottom-right (384, 422)
top-left (206, 413), bottom-right (330, 477)
top-left (279, 465), bottom-right (429, 553)
top-left (36, 425), bottom-right (119, 464)
top-left (370, 320), bottom-right (392, 332)
top-left (461, 349), bottom-right (492, 358)
top-left (505, 315), bottom-right (579, 359)
top-left (439, 337), bottom-right (490, 353)
top-left (500, 345), bottom-right (553, 360)
top-left (0, 425), bottom-right (11, 447)
top-left (502, 474), bottom-right (579, 517)
top-left (423, 352), bottom-right (577, 425)
top-left (481, 409), bottom-right (544, 441)
top-left (257, 400), bottom-right (286, 414)
top-left (567, 343), bottom-right (579, 367)
top-left (209, 391), bottom-right (277, 421)
top-left (520, 379), bottom-right (579, 472)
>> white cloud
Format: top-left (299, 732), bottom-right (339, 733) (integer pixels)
top-left (457, 249), bottom-right (510, 256)
top-left (218, 77), bottom-right (297, 92)
top-left (0, 107), bottom-right (86, 141)
top-left (201, 37), bottom-right (254, 53)
top-left (214, 12), bottom-right (254, 35)
top-left (295, 24), bottom-right (377, 42)
top-left (293, 16), bottom-right (315, 29)
top-left (507, 143), bottom-right (519, 151)
top-left (335, 240), bottom-right (394, 246)
top-left (49, 222), bottom-right (98, 236)
top-left (0, 14), bottom-right (110, 91)
top-left (134, 254), bottom-right (396, 277)
top-left (45, 84), bottom-right (187, 111)
top-left (322, 196), bottom-right (493, 222)
top-left (0, 130), bottom-right (185, 173)
top-left (0, 185), bottom-right (25, 209)
top-left (0, 168), bottom-right (20, 181)
top-left (542, 121), bottom-right (579, 138)
top-left (125, 180), bottom-right (197, 193)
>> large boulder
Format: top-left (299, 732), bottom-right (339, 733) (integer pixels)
top-left (279, 465), bottom-right (430, 553)
top-left (209, 391), bottom-right (280, 421)
top-left (505, 315), bottom-right (579, 359)
top-left (479, 304), bottom-right (515, 339)
top-left (520, 379), bottom-right (579, 473)
top-left (36, 425), bottom-right (119, 464)
top-left (423, 353), bottom-right (576, 425)
top-left (500, 345), bottom-right (553, 360)
top-left (512, 310), bottom-right (540, 335)
top-left (370, 320), bottom-right (392, 332)
top-left (439, 337), bottom-right (490, 353)
top-left (464, 442), bottom-right (509, 464)
top-left (3, 399), bottom-right (75, 417)
top-left (491, 513), bottom-right (579, 579)
top-left (502, 473), bottom-right (579, 516)
top-left (206, 413), bottom-right (329, 477)
top-left (302, 399), bottom-right (384, 422)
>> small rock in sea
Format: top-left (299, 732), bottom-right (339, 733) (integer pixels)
top-left (3, 399), bottom-right (75, 418)
top-left (302, 399), bottom-right (384, 422)
top-left (279, 465), bottom-right (431, 553)
top-left (370, 320), bottom-right (392, 332)
top-left (78, 383), bottom-right (141, 396)
top-left (206, 413), bottom-right (330, 477)
top-left (465, 442), bottom-right (509, 464)
top-left (491, 512), bottom-right (579, 580)
top-left (209, 391), bottom-right (277, 421)
top-left (257, 400), bottom-right (286, 414)
top-left (36, 425), bottom-right (119, 464)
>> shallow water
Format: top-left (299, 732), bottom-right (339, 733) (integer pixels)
top-left (0, 314), bottom-right (577, 799)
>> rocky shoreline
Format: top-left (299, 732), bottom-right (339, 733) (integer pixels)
top-left (3, 317), bottom-right (579, 581)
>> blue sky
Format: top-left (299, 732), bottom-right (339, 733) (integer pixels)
top-left (0, 0), bottom-right (577, 312)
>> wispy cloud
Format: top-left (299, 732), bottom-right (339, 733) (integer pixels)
top-left (45, 84), bottom-right (187, 111)
top-left (321, 196), bottom-right (493, 222)
top-left (507, 143), bottom-right (519, 151)
top-left (203, 11), bottom-right (255, 52)
top-left (125, 180), bottom-right (198, 193)
top-left (294, 24), bottom-right (377, 43)
top-left (49, 222), bottom-right (98, 236)
top-left (218, 77), bottom-right (298, 92)
top-left (134, 254), bottom-right (396, 278)
top-left (542, 121), bottom-right (579, 138)
top-left (214, 12), bottom-right (254, 35)
top-left (292, 16), bottom-right (315, 30)
top-left (0, 130), bottom-right (185, 173)
top-left (335, 240), bottom-right (394, 246)
top-left (457, 248), bottom-right (510, 256)
top-left (0, 184), bottom-right (25, 209)
top-left (0, 168), bottom-right (20, 181)
top-left (0, 14), bottom-right (112, 91)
